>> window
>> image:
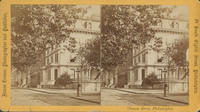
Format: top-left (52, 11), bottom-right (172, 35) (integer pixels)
top-left (138, 56), bottom-right (141, 63)
top-left (175, 22), bottom-right (179, 29)
top-left (55, 53), bottom-right (58, 63)
top-left (84, 22), bottom-right (87, 28)
top-left (171, 21), bottom-right (175, 28)
top-left (83, 22), bottom-right (92, 29)
top-left (134, 58), bottom-right (137, 64)
top-left (142, 53), bottom-right (146, 63)
top-left (51, 55), bottom-right (54, 63)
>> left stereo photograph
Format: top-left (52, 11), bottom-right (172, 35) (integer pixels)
top-left (11, 5), bottom-right (101, 106)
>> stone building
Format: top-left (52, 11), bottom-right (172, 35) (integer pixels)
top-left (40, 15), bottom-right (101, 93)
top-left (121, 17), bottom-right (189, 93)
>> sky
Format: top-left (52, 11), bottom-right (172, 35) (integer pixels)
top-left (172, 6), bottom-right (189, 20)
top-left (76, 5), bottom-right (100, 17)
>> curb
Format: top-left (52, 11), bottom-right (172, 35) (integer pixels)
top-left (114, 88), bottom-right (188, 105)
top-left (155, 96), bottom-right (188, 105)
top-left (70, 96), bottom-right (100, 104)
top-left (114, 88), bottom-right (148, 94)
top-left (28, 88), bottom-right (58, 94)
top-left (28, 88), bottom-right (100, 104)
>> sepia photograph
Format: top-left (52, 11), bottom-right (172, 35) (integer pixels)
top-left (11, 4), bottom-right (101, 105)
top-left (11, 4), bottom-right (189, 106)
top-left (100, 5), bottom-right (189, 106)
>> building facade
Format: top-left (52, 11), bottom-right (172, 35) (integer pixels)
top-left (119, 17), bottom-right (189, 93)
top-left (40, 15), bottom-right (101, 92)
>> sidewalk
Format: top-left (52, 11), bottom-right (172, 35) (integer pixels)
top-left (115, 88), bottom-right (188, 104)
top-left (28, 88), bottom-right (100, 104)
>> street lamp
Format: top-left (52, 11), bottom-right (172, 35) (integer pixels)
top-left (162, 68), bottom-right (167, 97)
top-left (76, 68), bottom-right (80, 97)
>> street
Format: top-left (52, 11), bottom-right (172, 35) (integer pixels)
top-left (11, 88), bottom-right (100, 106)
top-left (11, 88), bottom-right (188, 106)
top-left (101, 89), bottom-right (187, 106)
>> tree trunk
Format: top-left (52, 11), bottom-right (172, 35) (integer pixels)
top-left (114, 66), bottom-right (119, 88)
top-left (110, 71), bottom-right (114, 88)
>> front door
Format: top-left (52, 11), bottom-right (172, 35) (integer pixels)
top-left (54, 69), bottom-right (58, 80)
top-left (142, 69), bottom-right (145, 80)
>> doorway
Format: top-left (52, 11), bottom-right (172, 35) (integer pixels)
top-left (54, 69), bottom-right (58, 80)
top-left (142, 69), bottom-right (145, 80)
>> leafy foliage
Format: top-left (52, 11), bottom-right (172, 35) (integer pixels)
top-left (79, 5), bottom-right (173, 73)
top-left (163, 35), bottom-right (189, 69)
top-left (54, 72), bottom-right (72, 87)
top-left (142, 72), bottom-right (161, 88)
top-left (101, 5), bottom-right (173, 70)
top-left (11, 5), bottom-right (86, 71)
top-left (78, 37), bottom-right (100, 68)
top-left (171, 37), bottom-right (189, 66)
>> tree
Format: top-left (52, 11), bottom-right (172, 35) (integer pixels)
top-left (54, 72), bottom-right (72, 87)
top-left (78, 37), bottom-right (100, 68)
top-left (163, 36), bottom-right (189, 66)
top-left (163, 36), bottom-right (189, 79)
top-left (79, 6), bottom-right (173, 86)
top-left (11, 5), bottom-right (86, 77)
top-left (101, 5), bottom-right (173, 70)
top-left (171, 37), bottom-right (189, 67)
